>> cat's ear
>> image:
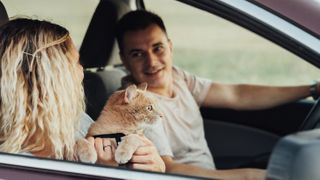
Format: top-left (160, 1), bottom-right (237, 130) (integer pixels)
top-left (124, 84), bottom-right (137, 103)
top-left (137, 82), bottom-right (148, 91)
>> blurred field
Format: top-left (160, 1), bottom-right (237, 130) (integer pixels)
top-left (2, 0), bottom-right (98, 46)
top-left (3, 0), bottom-right (320, 85)
top-left (146, 0), bottom-right (320, 85)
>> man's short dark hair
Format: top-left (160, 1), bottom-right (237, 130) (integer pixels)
top-left (116, 10), bottom-right (167, 52)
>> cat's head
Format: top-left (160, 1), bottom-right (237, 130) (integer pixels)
top-left (107, 83), bottom-right (163, 129)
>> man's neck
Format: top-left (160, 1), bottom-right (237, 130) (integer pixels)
top-left (148, 83), bottom-right (174, 98)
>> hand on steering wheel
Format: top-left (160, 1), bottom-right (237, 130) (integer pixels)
top-left (299, 98), bottom-right (320, 130)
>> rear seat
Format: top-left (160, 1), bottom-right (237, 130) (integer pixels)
top-left (84, 67), bottom-right (126, 120)
top-left (80, 0), bottom-right (131, 120)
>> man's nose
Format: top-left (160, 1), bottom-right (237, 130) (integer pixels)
top-left (145, 52), bottom-right (157, 67)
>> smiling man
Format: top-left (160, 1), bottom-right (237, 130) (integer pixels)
top-left (118, 21), bottom-right (174, 98)
top-left (116, 10), bottom-right (317, 179)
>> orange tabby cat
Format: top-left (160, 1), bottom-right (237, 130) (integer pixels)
top-left (75, 83), bottom-right (162, 164)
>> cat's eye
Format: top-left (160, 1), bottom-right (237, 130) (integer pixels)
top-left (147, 105), bottom-right (153, 111)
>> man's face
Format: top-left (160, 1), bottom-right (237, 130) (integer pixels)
top-left (120, 24), bottom-right (173, 91)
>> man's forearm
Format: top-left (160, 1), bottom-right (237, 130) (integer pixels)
top-left (203, 83), bottom-right (311, 110)
top-left (163, 157), bottom-right (265, 180)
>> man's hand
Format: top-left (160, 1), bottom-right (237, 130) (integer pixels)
top-left (128, 135), bottom-right (166, 172)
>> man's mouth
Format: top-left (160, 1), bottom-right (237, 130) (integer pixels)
top-left (144, 67), bottom-right (164, 76)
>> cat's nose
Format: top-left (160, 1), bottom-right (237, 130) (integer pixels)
top-left (158, 113), bottom-right (163, 118)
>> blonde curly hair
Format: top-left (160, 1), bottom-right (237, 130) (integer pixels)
top-left (0, 18), bottom-right (85, 160)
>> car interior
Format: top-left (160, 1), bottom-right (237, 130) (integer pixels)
top-left (1, 0), bottom-right (320, 179)
top-left (80, 0), bottom-right (129, 120)
top-left (77, 0), bottom-right (315, 170)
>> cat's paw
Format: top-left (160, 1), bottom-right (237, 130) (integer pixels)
top-left (115, 147), bottom-right (133, 164)
top-left (114, 134), bottom-right (143, 164)
top-left (75, 138), bottom-right (97, 163)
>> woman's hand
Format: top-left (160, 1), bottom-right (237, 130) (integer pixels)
top-left (128, 135), bottom-right (166, 172)
top-left (87, 137), bottom-right (118, 166)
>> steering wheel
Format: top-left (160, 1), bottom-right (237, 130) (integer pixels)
top-left (299, 98), bottom-right (320, 130)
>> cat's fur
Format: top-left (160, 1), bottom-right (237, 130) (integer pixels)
top-left (75, 83), bottom-right (162, 164)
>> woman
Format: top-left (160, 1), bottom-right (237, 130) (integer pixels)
top-left (0, 18), bottom-right (165, 172)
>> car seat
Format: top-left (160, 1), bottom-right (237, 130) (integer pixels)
top-left (0, 1), bottom-right (9, 26)
top-left (80, 0), bottom-right (131, 120)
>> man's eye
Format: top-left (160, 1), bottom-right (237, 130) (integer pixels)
top-left (154, 46), bottom-right (164, 53)
top-left (131, 52), bottom-right (143, 58)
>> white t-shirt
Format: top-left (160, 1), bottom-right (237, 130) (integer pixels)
top-left (123, 66), bottom-right (215, 169)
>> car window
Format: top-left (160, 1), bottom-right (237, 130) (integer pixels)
top-left (2, 0), bottom-right (99, 49)
top-left (144, 0), bottom-right (320, 86)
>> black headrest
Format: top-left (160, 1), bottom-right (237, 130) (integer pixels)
top-left (80, 0), bottom-right (129, 69)
top-left (80, 0), bottom-right (131, 69)
top-left (0, 1), bottom-right (9, 27)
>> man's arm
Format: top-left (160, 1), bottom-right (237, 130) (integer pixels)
top-left (162, 156), bottom-right (265, 180)
top-left (202, 83), bottom-right (312, 110)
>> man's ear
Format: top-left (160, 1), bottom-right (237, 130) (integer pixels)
top-left (124, 84), bottom-right (137, 103)
top-left (168, 39), bottom-right (173, 52)
top-left (120, 52), bottom-right (130, 71)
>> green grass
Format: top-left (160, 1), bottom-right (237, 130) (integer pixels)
top-left (174, 48), bottom-right (320, 85)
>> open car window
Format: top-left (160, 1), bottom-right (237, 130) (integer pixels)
top-left (1, 0), bottom-right (320, 179)
top-left (144, 0), bottom-right (320, 86)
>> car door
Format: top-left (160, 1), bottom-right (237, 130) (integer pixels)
top-left (0, 152), bottom-right (198, 180)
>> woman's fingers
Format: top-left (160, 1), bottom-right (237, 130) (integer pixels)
top-left (86, 136), bottom-right (95, 146)
top-left (94, 138), bottom-right (104, 157)
top-left (86, 135), bottom-right (164, 171)
top-left (91, 137), bottom-right (118, 166)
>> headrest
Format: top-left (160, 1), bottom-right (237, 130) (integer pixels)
top-left (0, 1), bottom-right (9, 27)
top-left (80, 0), bottom-right (130, 69)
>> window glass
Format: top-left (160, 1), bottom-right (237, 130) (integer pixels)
top-left (144, 0), bottom-right (320, 85)
top-left (2, 0), bottom-right (99, 48)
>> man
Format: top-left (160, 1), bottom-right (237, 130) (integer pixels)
top-left (115, 10), bottom-right (318, 179)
